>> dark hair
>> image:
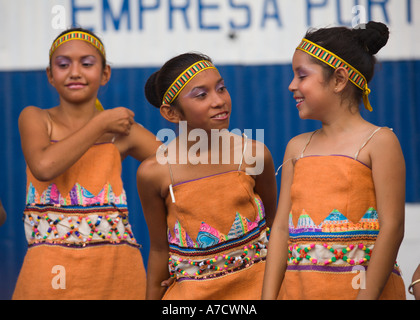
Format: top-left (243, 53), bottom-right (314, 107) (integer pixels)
top-left (145, 52), bottom-right (213, 108)
top-left (304, 21), bottom-right (389, 106)
top-left (49, 27), bottom-right (107, 69)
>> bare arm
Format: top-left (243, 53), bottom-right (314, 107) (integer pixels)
top-left (137, 158), bottom-right (170, 299)
top-left (253, 143), bottom-right (277, 228)
top-left (261, 139), bottom-right (298, 299)
top-left (118, 123), bottom-right (161, 162)
top-left (356, 129), bottom-right (405, 299)
top-left (19, 106), bottom-right (135, 181)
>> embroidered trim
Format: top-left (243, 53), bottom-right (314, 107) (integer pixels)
top-left (169, 234), bottom-right (268, 280)
top-left (288, 242), bottom-right (373, 267)
top-left (289, 208), bottom-right (380, 242)
top-left (169, 220), bottom-right (268, 257)
top-left (168, 197), bottom-right (265, 249)
top-left (286, 264), bottom-right (402, 277)
top-left (24, 205), bottom-right (138, 247)
top-left (26, 182), bottom-right (127, 206)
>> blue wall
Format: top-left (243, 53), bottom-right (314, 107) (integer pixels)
top-left (0, 61), bottom-right (419, 299)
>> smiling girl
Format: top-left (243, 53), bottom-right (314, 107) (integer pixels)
top-left (13, 28), bottom-right (160, 300)
top-left (262, 22), bottom-right (406, 300)
top-left (137, 53), bottom-right (277, 299)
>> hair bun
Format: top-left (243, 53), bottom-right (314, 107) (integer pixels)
top-left (144, 71), bottom-right (162, 108)
top-left (353, 21), bottom-right (389, 55)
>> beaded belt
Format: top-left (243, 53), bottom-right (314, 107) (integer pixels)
top-left (23, 204), bottom-right (138, 247)
top-left (287, 242), bottom-right (403, 277)
top-left (288, 242), bottom-right (374, 267)
top-left (168, 230), bottom-right (268, 281)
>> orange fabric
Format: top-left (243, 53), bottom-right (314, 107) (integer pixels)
top-left (280, 156), bottom-right (406, 300)
top-left (164, 261), bottom-right (266, 300)
top-left (291, 156), bottom-right (376, 225)
top-left (12, 244), bottom-right (146, 300)
top-left (14, 143), bottom-right (146, 300)
top-left (167, 171), bottom-right (257, 240)
top-left (164, 171), bottom-right (266, 300)
top-left (279, 270), bottom-right (405, 300)
top-left (27, 143), bottom-right (123, 197)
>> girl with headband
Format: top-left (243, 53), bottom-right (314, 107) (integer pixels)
top-left (13, 27), bottom-right (161, 299)
top-left (137, 52), bottom-right (277, 299)
top-left (262, 21), bottom-right (406, 300)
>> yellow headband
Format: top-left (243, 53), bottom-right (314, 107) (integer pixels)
top-left (297, 38), bottom-right (373, 112)
top-left (49, 31), bottom-right (106, 59)
top-left (162, 60), bottom-right (216, 105)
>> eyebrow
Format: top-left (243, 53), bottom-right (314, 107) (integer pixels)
top-left (190, 77), bottom-right (224, 90)
top-left (293, 66), bottom-right (303, 72)
top-left (54, 55), bottom-right (97, 60)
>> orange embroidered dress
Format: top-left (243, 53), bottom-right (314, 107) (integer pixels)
top-left (279, 129), bottom-right (406, 300)
top-left (13, 143), bottom-right (146, 300)
top-left (163, 171), bottom-right (268, 300)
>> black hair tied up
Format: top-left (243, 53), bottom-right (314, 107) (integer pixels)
top-left (352, 21), bottom-right (390, 55)
top-left (304, 21), bottom-right (389, 106)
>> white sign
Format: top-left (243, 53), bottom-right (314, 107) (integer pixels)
top-left (0, 0), bottom-right (419, 70)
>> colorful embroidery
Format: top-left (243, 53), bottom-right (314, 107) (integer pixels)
top-left (169, 230), bottom-right (268, 280)
top-left (26, 182), bottom-right (127, 206)
top-left (23, 205), bottom-right (138, 248)
top-left (288, 242), bottom-right (373, 266)
top-left (287, 208), bottom-right (381, 270)
top-left (289, 208), bottom-right (380, 242)
top-left (168, 198), bottom-right (265, 249)
top-left (167, 197), bottom-right (268, 280)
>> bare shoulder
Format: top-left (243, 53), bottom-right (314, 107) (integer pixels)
top-left (19, 106), bottom-right (47, 123)
top-left (136, 148), bottom-right (169, 192)
top-left (285, 131), bottom-right (316, 158)
top-left (371, 127), bottom-right (400, 145)
top-left (18, 106), bottom-right (53, 138)
top-left (369, 127), bottom-right (403, 159)
top-left (137, 151), bottom-right (164, 181)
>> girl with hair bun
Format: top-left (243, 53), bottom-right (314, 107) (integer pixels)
top-left (262, 22), bottom-right (406, 300)
top-left (138, 52), bottom-right (277, 299)
top-left (13, 27), bottom-right (160, 299)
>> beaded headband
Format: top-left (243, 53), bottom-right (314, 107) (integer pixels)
top-left (162, 60), bottom-right (216, 105)
top-left (297, 38), bottom-right (373, 112)
top-left (49, 31), bottom-right (106, 59)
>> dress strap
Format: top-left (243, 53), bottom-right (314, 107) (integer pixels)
top-left (275, 130), bottom-right (318, 176)
top-left (238, 133), bottom-right (248, 171)
top-left (300, 130), bottom-right (318, 158)
top-left (354, 127), bottom-right (389, 160)
top-left (159, 144), bottom-right (176, 203)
